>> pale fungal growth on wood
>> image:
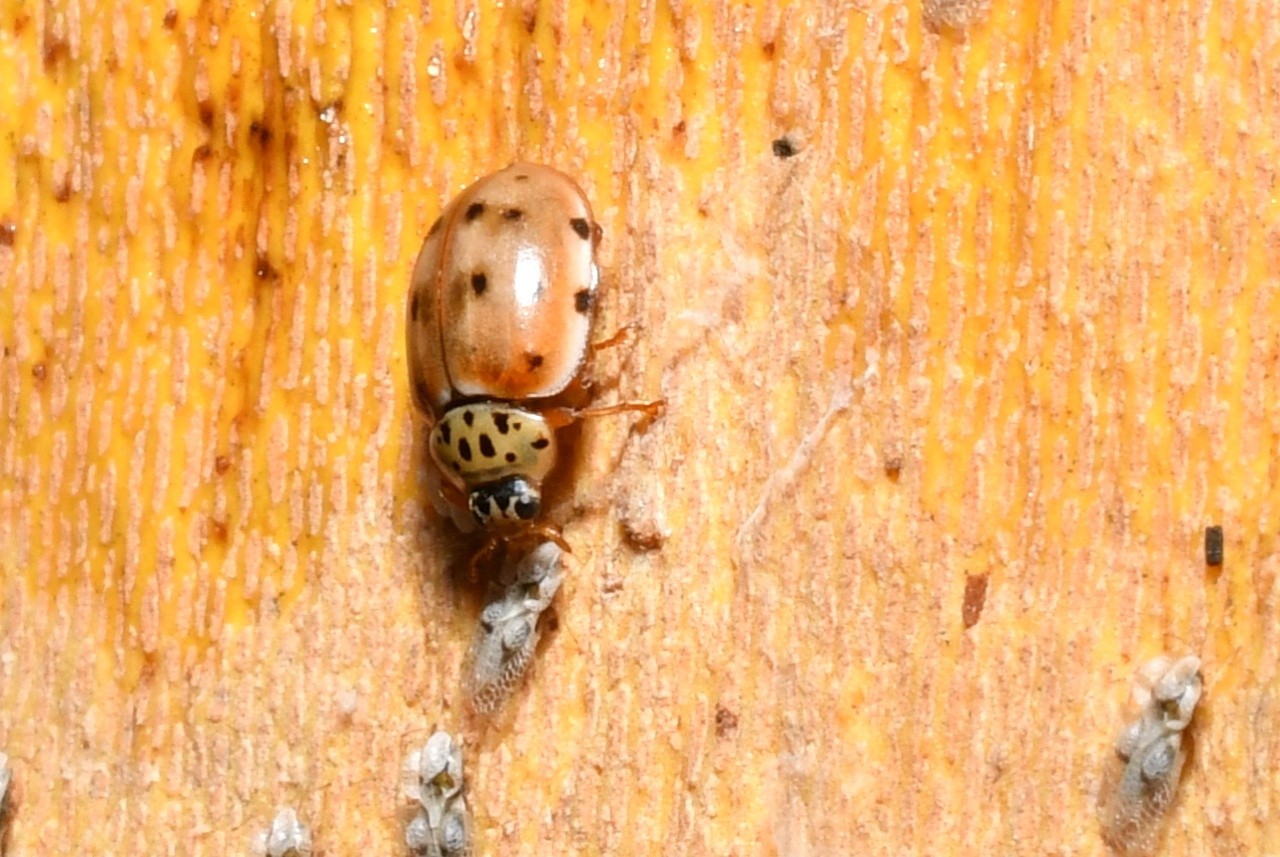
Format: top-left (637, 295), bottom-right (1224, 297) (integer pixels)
top-left (922, 0), bottom-right (991, 29)
top-left (463, 540), bottom-right (566, 715)
top-left (403, 731), bottom-right (472, 857)
top-left (251, 807), bottom-right (313, 857)
top-left (1097, 655), bottom-right (1203, 855)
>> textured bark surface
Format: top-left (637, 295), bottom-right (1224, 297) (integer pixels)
top-left (2, 1), bottom-right (1279, 855)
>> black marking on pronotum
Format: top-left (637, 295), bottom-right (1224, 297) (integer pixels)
top-left (458, 438), bottom-right (473, 461)
top-left (493, 412), bottom-right (510, 434)
top-left (526, 353), bottom-right (544, 370)
top-left (505, 452), bottom-right (516, 462)
top-left (574, 288), bottom-right (592, 313)
top-left (463, 411), bottom-right (475, 427)
top-left (410, 293), bottom-right (419, 319)
top-left (479, 434), bottom-right (496, 458)
top-left (531, 437), bottom-right (550, 450)
top-left (502, 208), bottom-right (524, 221)
top-left (465, 202), bottom-right (485, 221)
top-left (471, 272), bottom-right (488, 295)
top-left (570, 218), bottom-right (591, 240)
top-left (1205, 526), bottom-right (1224, 566)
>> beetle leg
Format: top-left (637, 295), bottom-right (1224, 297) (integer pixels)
top-left (543, 399), bottom-right (665, 430)
top-left (468, 537), bottom-right (503, 579)
top-left (588, 323), bottom-right (638, 354)
top-left (521, 524), bottom-right (572, 556)
top-left (469, 526), bottom-right (572, 579)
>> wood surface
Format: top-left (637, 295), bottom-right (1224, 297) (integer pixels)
top-left (2, 0), bottom-right (1279, 854)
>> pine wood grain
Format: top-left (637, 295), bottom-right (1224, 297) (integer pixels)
top-left (2, 1), bottom-right (1278, 854)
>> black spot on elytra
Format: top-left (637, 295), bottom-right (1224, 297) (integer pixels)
top-left (465, 202), bottom-right (485, 221)
top-left (463, 410), bottom-right (475, 426)
top-left (574, 289), bottom-right (592, 313)
top-left (492, 412), bottom-right (510, 434)
top-left (513, 422), bottom-right (522, 431)
top-left (410, 293), bottom-right (419, 319)
top-left (505, 452), bottom-right (517, 462)
top-left (427, 215), bottom-right (443, 237)
top-left (570, 218), bottom-right (591, 240)
top-left (526, 353), bottom-right (544, 370)
top-left (502, 208), bottom-right (524, 221)
top-left (439, 422), bottom-right (451, 443)
top-left (515, 498), bottom-right (537, 520)
top-left (531, 437), bottom-right (550, 450)
top-left (471, 272), bottom-right (487, 295)
top-left (772, 137), bottom-right (798, 158)
top-left (458, 438), bottom-right (472, 461)
top-left (479, 434), bottom-right (496, 458)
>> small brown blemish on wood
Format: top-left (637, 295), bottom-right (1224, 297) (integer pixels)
top-left (192, 144), bottom-right (213, 162)
top-left (715, 705), bottom-right (739, 737)
top-left (762, 41), bottom-right (776, 58)
top-left (163, 9), bottom-right (177, 28)
top-left (31, 362), bottom-right (47, 381)
top-left (53, 177), bottom-right (73, 203)
top-left (42, 36), bottom-right (68, 69)
top-left (772, 137), bottom-right (798, 159)
top-left (255, 255), bottom-right (278, 281)
top-left (1205, 525), bottom-right (1224, 566)
top-left (0, 219), bottom-right (15, 246)
top-left (249, 120), bottom-right (271, 146)
top-left (214, 455), bottom-right (232, 474)
top-left (962, 573), bottom-right (989, 629)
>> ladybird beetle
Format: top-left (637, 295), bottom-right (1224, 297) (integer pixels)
top-left (406, 163), bottom-right (660, 559)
